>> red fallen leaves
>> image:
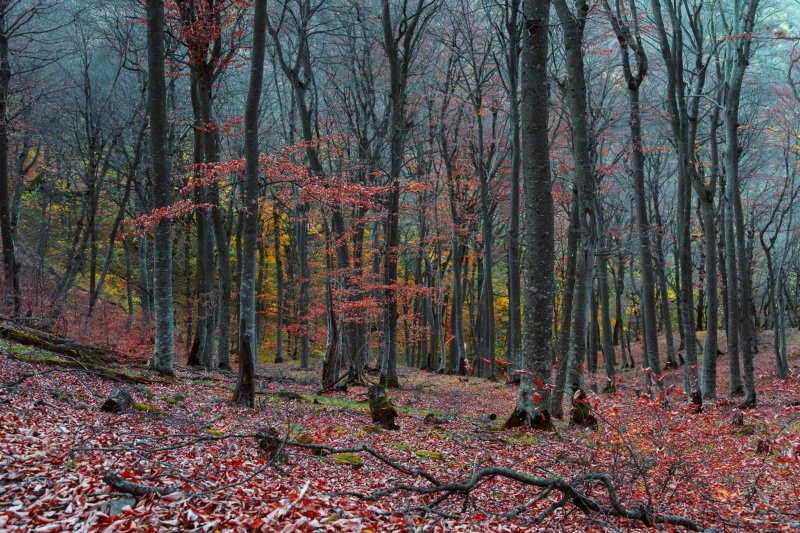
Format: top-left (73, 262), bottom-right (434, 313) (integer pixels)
top-left (2, 346), bottom-right (800, 531)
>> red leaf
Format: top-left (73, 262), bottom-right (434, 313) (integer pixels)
top-left (536, 378), bottom-right (543, 388)
top-left (533, 392), bottom-right (541, 403)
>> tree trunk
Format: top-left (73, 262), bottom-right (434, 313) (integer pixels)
top-left (145, 0), bottom-right (174, 375)
top-left (552, 0), bottom-right (596, 419)
top-left (508, 0), bottom-right (553, 428)
top-left (0, 3), bottom-right (20, 315)
top-left (233, 0), bottom-right (266, 406)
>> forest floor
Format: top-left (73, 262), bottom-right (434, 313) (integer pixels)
top-left (1, 329), bottom-right (799, 531)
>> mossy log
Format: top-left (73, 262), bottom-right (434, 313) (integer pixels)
top-left (4, 351), bottom-right (159, 384)
top-left (0, 321), bottom-right (118, 364)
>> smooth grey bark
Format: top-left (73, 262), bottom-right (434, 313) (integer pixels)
top-left (722, 0), bottom-right (760, 406)
top-left (722, 187), bottom-right (743, 394)
top-left (269, 0), bottom-right (356, 384)
top-left (233, 0), bottom-right (266, 407)
top-left (649, 177), bottom-right (678, 369)
top-left (758, 150), bottom-right (796, 380)
top-left (379, 0), bottom-right (436, 387)
top-left (500, 0), bottom-right (522, 382)
top-left (595, 204), bottom-right (615, 391)
top-left (649, 0), bottom-right (698, 392)
top-left (603, 0), bottom-right (661, 393)
top-left (137, 235), bottom-right (152, 328)
top-left (552, 0), bottom-right (596, 419)
top-left (145, 0), bottom-right (174, 375)
top-left (458, 18), bottom-right (499, 380)
top-left (187, 75), bottom-right (215, 369)
top-left (507, 0), bottom-right (553, 427)
top-left (551, 198), bottom-right (579, 418)
top-left (437, 52), bottom-right (466, 374)
top-left (697, 88), bottom-right (722, 398)
top-left (588, 286), bottom-right (598, 377)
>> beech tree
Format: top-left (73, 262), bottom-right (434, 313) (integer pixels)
top-left (146, 0), bottom-right (175, 375)
top-left (232, 0), bottom-right (266, 407)
top-left (506, 0), bottom-right (553, 429)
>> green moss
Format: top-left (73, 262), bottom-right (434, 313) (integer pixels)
top-left (363, 425), bottom-right (383, 434)
top-left (388, 441), bottom-right (412, 452)
top-left (132, 402), bottom-right (162, 413)
top-left (414, 449), bottom-right (445, 461)
top-left (49, 390), bottom-right (70, 402)
top-left (294, 432), bottom-right (315, 444)
top-left (509, 432), bottom-right (542, 446)
top-left (322, 452), bottom-right (363, 468)
top-left (161, 395), bottom-right (177, 405)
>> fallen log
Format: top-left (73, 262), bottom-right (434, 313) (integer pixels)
top-left (0, 320), bottom-right (118, 364)
top-left (101, 388), bottom-right (133, 413)
top-left (4, 351), bottom-right (161, 385)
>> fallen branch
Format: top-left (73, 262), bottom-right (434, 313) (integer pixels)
top-left (288, 441), bottom-right (703, 531)
top-left (102, 473), bottom-right (177, 497)
top-left (0, 370), bottom-right (54, 389)
top-left (88, 431), bottom-right (705, 530)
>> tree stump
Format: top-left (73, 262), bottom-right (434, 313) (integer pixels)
top-left (504, 408), bottom-right (555, 431)
top-left (569, 390), bottom-right (597, 429)
top-left (100, 388), bottom-right (133, 413)
top-left (255, 426), bottom-right (282, 461)
top-left (690, 389), bottom-right (703, 414)
top-left (368, 384), bottom-right (398, 429)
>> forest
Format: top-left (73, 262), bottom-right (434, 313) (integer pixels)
top-left (1, 0), bottom-right (799, 530)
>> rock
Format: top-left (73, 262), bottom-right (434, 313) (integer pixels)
top-left (101, 496), bottom-right (137, 516)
